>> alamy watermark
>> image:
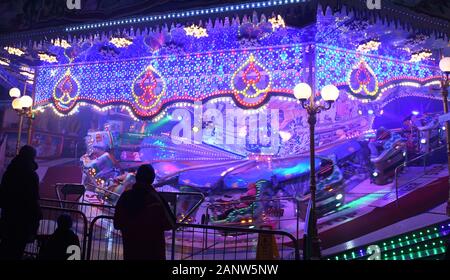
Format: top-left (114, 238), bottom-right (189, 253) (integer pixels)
top-left (367, 245), bottom-right (381, 260)
top-left (66, 0), bottom-right (82, 10)
top-left (170, 101), bottom-right (281, 153)
top-left (67, 245), bottom-right (81, 260)
top-left (367, 0), bottom-right (382, 10)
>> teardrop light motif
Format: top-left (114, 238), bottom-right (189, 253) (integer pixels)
top-left (231, 54), bottom-right (272, 107)
top-left (53, 69), bottom-right (79, 111)
top-left (347, 60), bottom-right (379, 99)
top-left (132, 65), bottom-right (166, 110)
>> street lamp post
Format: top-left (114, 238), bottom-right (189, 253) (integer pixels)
top-left (439, 57), bottom-right (450, 217)
top-left (10, 87), bottom-right (34, 155)
top-left (294, 82), bottom-right (339, 259)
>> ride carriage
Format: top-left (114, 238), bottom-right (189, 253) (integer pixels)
top-left (414, 113), bottom-right (443, 154)
top-left (370, 132), bottom-right (407, 185)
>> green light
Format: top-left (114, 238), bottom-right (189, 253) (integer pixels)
top-left (391, 241), bottom-right (394, 244)
top-left (339, 193), bottom-right (382, 211)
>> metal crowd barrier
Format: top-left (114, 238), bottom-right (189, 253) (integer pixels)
top-left (30, 191), bottom-right (204, 260)
top-left (85, 216), bottom-right (300, 260)
top-left (18, 190), bottom-right (299, 260)
top-left (24, 206), bottom-right (89, 260)
top-left (205, 196), bottom-right (301, 240)
top-left (172, 223), bottom-right (300, 260)
top-left (86, 215), bottom-right (123, 260)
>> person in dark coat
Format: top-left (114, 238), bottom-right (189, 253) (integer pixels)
top-left (0, 145), bottom-right (42, 260)
top-left (113, 164), bottom-right (175, 260)
top-left (38, 214), bottom-right (80, 260)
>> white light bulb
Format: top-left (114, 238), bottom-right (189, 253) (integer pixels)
top-left (9, 87), bottom-right (21, 98)
top-left (321, 84), bottom-right (339, 101)
top-left (12, 98), bottom-right (22, 110)
top-left (20, 95), bottom-right (33, 108)
top-left (439, 57), bottom-right (450, 73)
top-left (293, 83), bottom-right (312, 100)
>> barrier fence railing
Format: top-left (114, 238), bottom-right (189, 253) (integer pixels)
top-left (40, 197), bottom-right (115, 219)
top-left (172, 223), bottom-right (300, 260)
top-left (24, 206), bottom-right (89, 260)
top-left (19, 191), bottom-right (299, 260)
top-left (86, 215), bottom-right (300, 260)
top-left (205, 196), bottom-right (301, 240)
top-left (40, 190), bottom-right (205, 223)
top-left (29, 191), bottom-right (204, 260)
top-left (86, 215), bottom-right (123, 260)
top-left (394, 145), bottom-right (447, 201)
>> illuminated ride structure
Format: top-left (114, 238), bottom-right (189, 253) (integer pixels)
top-left (0, 1), bottom-right (449, 230)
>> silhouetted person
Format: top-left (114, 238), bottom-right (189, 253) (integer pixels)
top-left (114, 164), bottom-right (175, 260)
top-left (0, 145), bottom-right (42, 260)
top-left (38, 214), bottom-right (80, 260)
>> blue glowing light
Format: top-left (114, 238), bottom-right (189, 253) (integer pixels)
top-left (35, 45), bottom-right (306, 117)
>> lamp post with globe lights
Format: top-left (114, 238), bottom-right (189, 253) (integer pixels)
top-left (293, 82), bottom-right (339, 259)
top-left (9, 87), bottom-right (35, 155)
top-left (439, 57), bottom-right (450, 216)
